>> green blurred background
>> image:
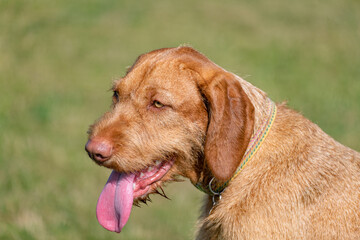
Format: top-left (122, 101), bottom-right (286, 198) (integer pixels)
top-left (0, 0), bottom-right (359, 239)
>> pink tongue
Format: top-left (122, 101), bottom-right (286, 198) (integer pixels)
top-left (96, 170), bottom-right (135, 233)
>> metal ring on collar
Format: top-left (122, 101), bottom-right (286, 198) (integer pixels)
top-left (208, 177), bottom-right (224, 196)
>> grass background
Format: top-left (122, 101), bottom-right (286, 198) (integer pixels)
top-left (0, 0), bottom-right (359, 239)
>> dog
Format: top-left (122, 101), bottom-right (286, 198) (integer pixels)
top-left (86, 46), bottom-right (360, 239)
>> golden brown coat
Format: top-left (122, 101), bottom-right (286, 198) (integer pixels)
top-left (87, 46), bottom-right (360, 239)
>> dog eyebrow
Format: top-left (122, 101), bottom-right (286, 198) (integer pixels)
top-left (111, 78), bottom-right (122, 91)
top-left (142, 86), bottom-right (174, 102)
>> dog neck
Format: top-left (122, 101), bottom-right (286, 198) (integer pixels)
top-left (236, 75), bottom-right (273, 133)
top-left (194, 75), bottom-right (277, 196)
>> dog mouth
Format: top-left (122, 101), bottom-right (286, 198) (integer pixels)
top-left (96, 158), bottom-right (175, 233)
top-left (132, 159), bottom-right (174, 199)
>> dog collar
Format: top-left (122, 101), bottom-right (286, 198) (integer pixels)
top-left (194, 99), bottom-right (277, 196)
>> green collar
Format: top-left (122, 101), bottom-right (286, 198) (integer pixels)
top-left (194, 100), bottom-right (277, 196)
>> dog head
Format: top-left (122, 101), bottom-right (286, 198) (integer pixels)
top-left (85, 47), bottom-right (254, 232)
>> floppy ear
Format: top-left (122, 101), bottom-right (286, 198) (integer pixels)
top-left (173, 46), bottom-right (254, 182)
top-left (202, 74), bottom-right (255, 182)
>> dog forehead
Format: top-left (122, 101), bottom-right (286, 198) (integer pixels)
top-left (115, 58), bottom-right (199, 99)
top-left (143, 60), bottom-right (201, 98)
top-left (113, 46), bottom-right (219, 99)
top-left (113, 52), bottom-right (174, 89)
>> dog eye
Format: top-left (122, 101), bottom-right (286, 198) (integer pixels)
top-left (153, 100), bottom-right (164, 108)
top-left (112, 91), bottom-right (119, 103)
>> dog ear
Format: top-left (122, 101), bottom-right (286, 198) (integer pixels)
top-left (202, 74), bottom-right (255, 182)
top-left (174, 46), bottom-right (254, 182)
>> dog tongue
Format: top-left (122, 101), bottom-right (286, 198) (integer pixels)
top-left (96, 170), bottom-right (135, 233)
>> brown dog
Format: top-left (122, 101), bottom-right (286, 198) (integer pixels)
top-left (86, 46), bottom-right (360, 239)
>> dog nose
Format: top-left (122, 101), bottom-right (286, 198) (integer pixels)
top-left (85, 138), bottom-right (113, 162)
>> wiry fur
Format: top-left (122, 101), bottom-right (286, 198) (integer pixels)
top-left (87, 46), bottom-right (360, 239)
